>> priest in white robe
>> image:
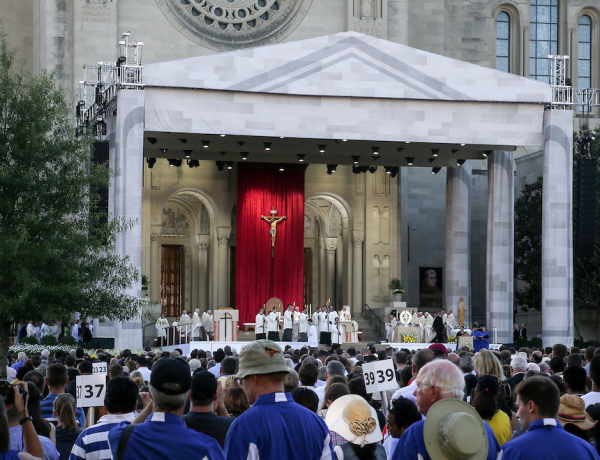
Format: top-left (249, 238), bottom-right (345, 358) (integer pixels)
top-left (267, 307), bottom-right (280, 341)
top-left (255, 307), bottom-right (266, 340)
top-left (299, 309), bottom-right (309, 342)
top-left (192, 309), bottom-right (202, 340)
top-left (312, 308), bottom-right (321, 336)
top-left (307, 319), bottom-right (318, 348)
top-left (282, 305), bottom-right (294, 341)
top-left (155, 313), bottom-right (169, 345)
top-left (424, 312), bottom-right (434, 342)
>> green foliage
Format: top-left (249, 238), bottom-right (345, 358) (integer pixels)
top-left (60, 335), bottom-right (77, 345)
top-left (574, 338), bottom-right (598, 348)
top-left (389, 278), bottom-right (403, 291)
top-left (0, 31), bottom-right (140, 377)
top-left (514, 177), bottom-right (543, 311)
top-left (20, 336), bottom-right (39, 345)
top-left (40, 335), bottom-right (58, 346)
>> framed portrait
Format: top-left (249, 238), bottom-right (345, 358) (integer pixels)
top-left (419, 267), bottom-right (443, 311)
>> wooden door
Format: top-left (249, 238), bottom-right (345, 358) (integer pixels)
top-left (161, 245), bottom-right (182, 317)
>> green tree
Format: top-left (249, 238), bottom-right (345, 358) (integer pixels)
top-left (514, 125), bottom-right (600, 338)
top-left (0, 33), bottom-right (140, 378)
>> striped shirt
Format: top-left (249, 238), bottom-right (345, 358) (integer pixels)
top-left (41, 393), bottom-right (86, 428)
top-left (69, 413), bottom-right (136, 460)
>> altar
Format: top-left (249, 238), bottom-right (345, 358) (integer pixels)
top-left (392, 326), bottom-right (419, 344)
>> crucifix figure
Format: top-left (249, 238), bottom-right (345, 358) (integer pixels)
top-left (261, 207), bottom-right (286, 257)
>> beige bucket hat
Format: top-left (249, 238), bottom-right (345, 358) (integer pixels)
top-left (236, 339), bottom-right (290, 379)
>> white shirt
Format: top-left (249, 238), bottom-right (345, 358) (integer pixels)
top-left (267, 312), bottom-right (279, 332)
top-left (391, 379), bottom-right (417, 403)
top-left (299, 313), bottom-right (309, 333)
top-left (72, 323), bottom-right (80, 341)
top-left (26, 323), bottom-right (35, 337)
top-left (314, 384), bottom-right (326, 409)
top-left (255, 313), bottom-right (266, 333)
top-left (308, 325), bottom-right (318, 347)
top-left (138, 366), bottom-right (152, 382)
top-left (582, 391), bottom-right (600, 408)
top-left (284, 309), bottom-right (293, 329)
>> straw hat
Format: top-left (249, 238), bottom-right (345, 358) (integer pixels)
top-left (325, 395), bottom-right (382, 447)
top-left (423, 399), bottom-right (488, 460)
top-left (557, 394), bottom-right (597, 430)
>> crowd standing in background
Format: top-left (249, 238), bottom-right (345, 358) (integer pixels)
top-left (3, 337), bottom-right (600, 459)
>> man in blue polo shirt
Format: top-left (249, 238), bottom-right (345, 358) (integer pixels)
top-left (40, 363), bottom-right (86, 428)
top-left (107, 357), bottom-right (224, 460)
top-left (224, 339), bottom-right (334, 460)
top-left (503, 376), bottom-right (600, 460)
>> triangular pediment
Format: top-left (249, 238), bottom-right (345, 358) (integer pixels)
top-left (144, 31), bottom-right (551, 104)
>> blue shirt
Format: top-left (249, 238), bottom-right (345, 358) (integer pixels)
top-left (11, 360), bottom-right (25, 371)
top-left (224, 392), bottom-right (334, 460)
top-left (1, 451), bottom-right (20, 460)
top-left (471, 330), bottom-right (481, 352)
top-left (69, 413), bottom-right (136, 460)
top-left (108, 412), bottom-right (224, 460)
top-left (479, 331), bottom-right (490, 349)
top-left (502, 418), bottom-right (600, 460)
top-left (40, 393), bottom-right (86, 428)
top-left (391, 418), bottom-right (501, 460)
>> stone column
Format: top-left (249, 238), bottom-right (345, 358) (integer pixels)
top-left (542, 110), bottom-right (574, 348)
top-left (352, 238), bottom-right (363, 314)
top-left (151, 232), bottom-right (161, 305)
top-left (197, 239), bottom-right (210, 312)
top-left (445, 162), bottom-right (472, 326)
top-left (486, 151), bottom-right (514, 344)
top-left (217, 227), bottom-right (231, 309)
top-left (326, 239), bottom-right (337, 305)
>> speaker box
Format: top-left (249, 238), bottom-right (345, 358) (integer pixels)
top-left (91, 141), bottom-right (109, 227)
top-left (576, 158), bottom-right (597, 258)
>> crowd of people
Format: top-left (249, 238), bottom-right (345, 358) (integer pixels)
top-left (2, 339), bottom-right (600, 459)
top-left (16, 320), bottom-right (93, 345)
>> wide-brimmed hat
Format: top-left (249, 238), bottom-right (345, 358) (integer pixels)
top-left (423, 399), bottom-right (488, 460)
top-left (325, 394), bottom-right (382, 447)
top-left (557, 394), bottom-right (597, 430)
top-left (236, 340), bottom-right (289, 379)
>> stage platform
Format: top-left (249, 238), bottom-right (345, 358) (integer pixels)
top-left (160, 340), bottom-right (501, 356)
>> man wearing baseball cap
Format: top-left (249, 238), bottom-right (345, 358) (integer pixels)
top-left (107, 357), bottom-right (224, 460)
top-left (224, 339), bottom-right (334, 459)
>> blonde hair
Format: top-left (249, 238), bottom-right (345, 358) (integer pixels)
top-left (54, 393), bottom-right (78, 431)
top-left (222, 375), bottom-right (241, 392)
top-left (473, 349), bottom-right (503, 379)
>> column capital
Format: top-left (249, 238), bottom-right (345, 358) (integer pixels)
top-left (217, 235), bottom-right (230, 246)
top-left (326, 245), bottom-right (337, 254)
top-left (150, 233), bottom-right (160, 244)
top-left (353, 237), bottom-right (364, 248)
top-left (197, 242), bottom-right (210, 251)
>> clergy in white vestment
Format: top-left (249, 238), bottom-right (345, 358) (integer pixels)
top-left (267, 307), bottom-right (280, 341)
top-left (292, 306), bottom-right (301, 341)
top-left (71, 320), bottom-right (80, 342)
top-left (328, 308), bottom-right (338, 331)
top-left (386, 314), bottom-right (397, 342)
top-left (179, 310), bottom-right (192, 342)
top-left (424, 312), bottom-right (434, 342)
top-left (312, 308), bottom-right (321, 335)
top-left (255, 307), bottom-right (266, 340)
top-left (415, 312), bottom-right (425, 342)
top-left (282, 304), bottom-right (294, 341)
top-left (350, 316), bottom-right (359, 342)
top-left (155, 313), bottom-right (169, 345)
top-left (47, 320), bottom-right (60, 341)
top-left (331, 318), bottom-right (343, 349)
top-left (340, 305), bottom-right (351, 321)
top-left (26, 321), bottom-right (35, 338)
top-left (319, 307), bottom-right (329, 333)
top-left (307, 319), bottom-right (318, 347)
top-left (192, 309), bottom-right (202, 340)
top-left (299, 309), bottom-right (309, 342)
top-left (411, 310), bottom-right (418, 327)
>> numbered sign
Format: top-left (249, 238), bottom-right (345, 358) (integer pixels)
top-left (93, 362), bottom-right (107, 375)
top-left (362, 360), bottom-right (397, 394)
top-left (76, 375), bottom-right (106, 408)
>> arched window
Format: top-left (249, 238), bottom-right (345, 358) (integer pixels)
top-left (578, 15), bottom-right (592, 89)
top-left (530, 0), bottom-right (558, 83)
top-left (496, 12), bottom-right (510, 72)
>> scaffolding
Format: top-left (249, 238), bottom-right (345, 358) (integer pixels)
top-left (76, 32), bottom-right (143, 136)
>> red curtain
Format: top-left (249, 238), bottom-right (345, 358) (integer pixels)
top-left (236, 163), bottom-right (305, 324)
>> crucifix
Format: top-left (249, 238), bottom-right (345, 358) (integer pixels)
top-left (261, 207), bottom-right (286, 258)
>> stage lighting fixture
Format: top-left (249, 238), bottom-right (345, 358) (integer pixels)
top-left (202, 140), bottom-right (210, 148)
top-left (352, 165), bottom-right (362, 174)
top-left (456, 159), bottom-right (466, 167)
top-left (240, 152), bottom-right (249, 160)
top-left (432, 167), bottom-right (441, 175)
top-left (405, 141), bottom-right (411, 144)
top-left (352, 156), bottom-right (360, 164)
top-left (385, 166), bottom-right (393, 174)
top-left (220, 134), bottom-right (226, 137)
top-left (297, 154), bottom-right (306, 162)
top-left (179, 138), bottom-right (187, 144)
top-left (147, 137), bottom-right (157, 145)
top-left (226, 161), bottom-right (234, 170)
top-left (327, 164), bottom-right (337, 175)
top-left (238, 141), bottom-right (245, 146)
top-left (264, 142), bottom-right (272, 151)
top-left (187, 159), bottom-right (200, 168)
top-left (460, 143), bottom-right (466, 146)
top-left (372, 155), bottom-right (380, 161)
top-left (160, 148), bottom-right (168, 154)
top-left (168, 158), bottom-right (182, 167)
top-left (372, 146), bottom-right (380, 155)
top-left (451, 149), bottom-right (459, 154)
top-left (431, 149), bottom-right (439, 157)
top-left (406, 157), bottom-right (414, 166)
top-left (278, 164), bottom-right (285, 172)
top-left (397, 147), bottom-right (404, 153)
top-left (318, 145), bottom-right (327, 153)
top-left (360, 165), bottom-right (369, 173)
top-left (483, 150), bottom-right (491, 158)
top-left (390, 167), bottom-right (400, 178)
top-left (184, 150), bottom-right (192, 159)
top-left (220, 151), bottom-right (228, 156)
top-left (146, 158), bottom-right (156, 168)
top-left (368, 165), bottom-right (377, 174)
top-left (429, 158), bottom-right (436, 163)
top-left (216, 161), bottom-right (225, 171)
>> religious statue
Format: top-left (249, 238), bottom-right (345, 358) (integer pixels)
top-left (261, 207), bottom-right (286, 257)
top-left (458, 297), bottom-right (467, 326)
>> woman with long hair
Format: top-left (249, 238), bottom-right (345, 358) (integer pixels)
top-left (53, 394), bottom-right (83, 460)
top-left (24, 383), bottom-right (55, 444)
top-left (223, 387), bottom-right (250, 418)
top-left (472, 375), bottom-right (511, 445)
